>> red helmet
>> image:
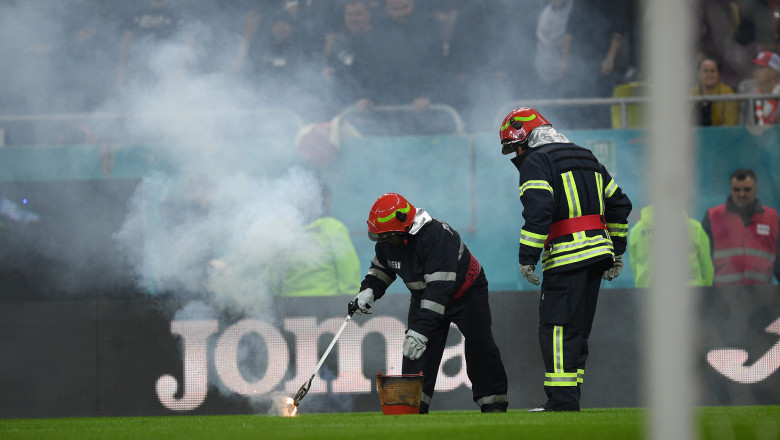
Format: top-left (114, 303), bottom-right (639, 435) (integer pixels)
top-left (367, 193), bottom-right (417, 241)
top-left (499, 107), bottom-right (551, 154)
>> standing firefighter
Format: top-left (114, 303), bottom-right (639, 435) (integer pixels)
top-left (499, 107), bottom-right (632, 412)
top-left (351, 193), bottom-right (509, 413)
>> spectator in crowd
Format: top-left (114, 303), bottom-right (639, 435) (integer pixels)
top-left (697, 0), bottom-right (755, 88)
top-left (690, 56), bottom-right (739, 126)
top-left (701, 168), bottom-right (780, 285)
top-left (230, 2), bottom-right (269, 74)
top-left (321, 0), bottom-right (375, 115)
top-left (560, 0), bottom-right (630, 129)
top-left (445, 0), bottom-right (535, 130)
top-left (733, 0), bottom-right (780, 54)
top-left (737, 51), bottom-right (780, 125)
top-left (0, 2), bottom-right (61, 145)
top-left (261, 0), bottom-right (336, 67)
top-left (355, 0), bottom-right (440, 108)
top-left (341, 0), bottom-right (457, 135)
top-left (534, 0), bottom-right (574, 99)
top-left (55, 0), bottom-right (117, 113)
top-left (116, 0), bottom-right (183, 89)
top-left (628, 205), bottom-right (714, 288)
top-left (273, 183), bottom-right (361, 297)
top-left (241, 9), bottom-right (327, 117)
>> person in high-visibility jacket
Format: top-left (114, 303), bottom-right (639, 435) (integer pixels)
top-left (701, 168), bottom-right (780, 285)
top-left (275, 184), bottom-right (362, 296)
top-left (276, 216), bottom-right (362, 296)
top-left (628, 205), bottom-right (714, 287)
top-left (499, 107), bottom-right (632, 412)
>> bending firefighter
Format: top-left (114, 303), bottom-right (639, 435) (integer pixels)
top-left (499, 107), bottom-right (632, 412)
top-left (351, 193), bottom-right (509, 413)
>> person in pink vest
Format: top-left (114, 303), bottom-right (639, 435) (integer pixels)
top-left (701, 169), bottom-right (780, 285)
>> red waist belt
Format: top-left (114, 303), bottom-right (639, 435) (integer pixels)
top-left (544, 214), bottom-right (607, 246)
top-left (449, 254), bottom-right (481, 304)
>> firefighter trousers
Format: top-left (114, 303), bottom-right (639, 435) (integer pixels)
top-left (538, 258), bottom-right (611, 411)
top-left (402, 274), bottom-right (509, 413)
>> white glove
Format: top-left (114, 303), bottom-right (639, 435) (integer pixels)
top-left (402, 329), bottom-right (428, 360)
top-left (520, 264), bottom-right (540, 285)
top-left (352, 288), bottom-right (375, 315)
top-left (602, 255), bottom-right (624, 281)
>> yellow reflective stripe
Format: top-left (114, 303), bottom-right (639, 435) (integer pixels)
top-left (545, 235), bottom-right (613, 254)
top-left (543, 245), bottom-right (614, 271)
top-left (595, 172), bottom-right (605, 215)
top-left (376, 202), bottom-right (411, 223)
top-left (607, 222), bottom-right (628, 237)
top-left (546, 372), bottom-right (578, 378)
top-left (544, 372), bottom-right (578, 387)
top-left (520, 229), bottom-right (547, 248)
top-left (578, 369), bottom-right (584, 384)
top-left (561, 172), bottom-right (582, 218)
top-left (544, 377), bottom-right (579, 383)
top-left (553, 326), bottom-right (563, 373)
top-left (605, 179), bottom-right (619, 198)
top-left (519, 180), bottom-right (553, 198)
top-left (501, 114), bottom-right (538, 131)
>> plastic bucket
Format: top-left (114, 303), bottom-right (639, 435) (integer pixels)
top-left (375, 372), bottom-right (424, 415)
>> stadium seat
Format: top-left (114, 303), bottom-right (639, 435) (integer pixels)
top-left (611, 82), bottom-right (648, 129)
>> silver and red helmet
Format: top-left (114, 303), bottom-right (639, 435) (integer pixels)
top-left (499, 107), bottom-right (551, 154)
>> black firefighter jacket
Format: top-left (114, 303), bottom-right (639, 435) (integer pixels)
top-left (514, 142), bottom-right (632, 273)
top-left (359, 213), bottom-right (481, 338)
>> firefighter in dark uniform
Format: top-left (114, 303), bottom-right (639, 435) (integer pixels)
top-left (351, 193), bottom-right (509, 413)
top-left (499, 107), bottom-right (632, 412)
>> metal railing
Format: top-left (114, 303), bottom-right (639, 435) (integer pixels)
top-left (1, 93), bottom-right (779, 147)
top-left (332, 104), bottom-right (465, 140)
top-left (0, 108), bottom-right (306, 147)
top-left (496, 93), bottom-right (780, 129)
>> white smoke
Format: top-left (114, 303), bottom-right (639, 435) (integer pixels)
top-left (95, 6), bottom-right (339, 414)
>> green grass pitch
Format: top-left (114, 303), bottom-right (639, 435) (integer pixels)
top-left (1, 407), bottom-right (778, 440)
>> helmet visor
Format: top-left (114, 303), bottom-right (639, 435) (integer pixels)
top-left (368, 230), bottom-right (406, 242)
top-left (501, 139), bottom-right (522, 155)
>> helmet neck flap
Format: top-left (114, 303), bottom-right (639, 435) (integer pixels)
top-left (524, 125), bottom-right (571, 149)
top-left (509, 126), bottom-right (572, 172)
top-left (408, 209), bottom-right (432, 235)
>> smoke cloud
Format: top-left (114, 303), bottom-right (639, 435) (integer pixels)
top-left (0, 0), bottom-right (349, 414)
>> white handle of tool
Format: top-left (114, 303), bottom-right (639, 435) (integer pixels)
top-left (308, 314), bottom-right (352, 380)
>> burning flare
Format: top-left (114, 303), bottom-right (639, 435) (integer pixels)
top-left (282, 397), bottom-right (298, 417)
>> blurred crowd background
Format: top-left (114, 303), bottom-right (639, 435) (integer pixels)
top-left (0, 0), bottom-right (778, 146)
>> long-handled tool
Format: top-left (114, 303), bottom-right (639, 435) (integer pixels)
top-left (292, 300), bottom-right (358, 406)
